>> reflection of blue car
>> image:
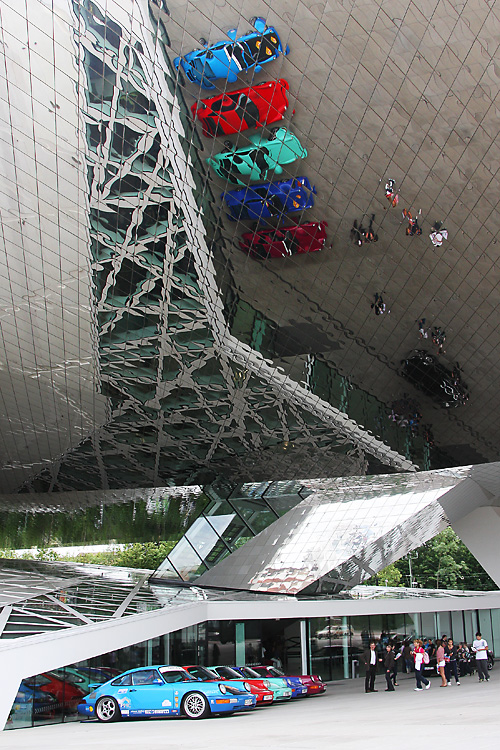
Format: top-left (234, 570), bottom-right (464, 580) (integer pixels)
top-left (223, 176), bottom-right (316, 222)
top-left (77, 666), bottom-right (256, 722)
top-left (174, 17), bottom-right (289, 90)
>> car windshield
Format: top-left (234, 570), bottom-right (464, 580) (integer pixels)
top-left (187, 666), bottom-right (214, 681)
top-left (158, 668), bottom-right (196, 683)
top-left (268, 667), bottom-right (284, 677)
top-left (215, 666), bottom-right (241, 679)
top-left (192, 57), bottom-right (215, 78)
top-left (238, 666), bottom-right (260, 678)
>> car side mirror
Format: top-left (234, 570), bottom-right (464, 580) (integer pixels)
top-left (227, 29), bottom-right (237, 40)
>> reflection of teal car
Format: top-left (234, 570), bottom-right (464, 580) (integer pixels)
top-left (234, 667), bottom-right (292, 701)
top-left (207, 128), bottom-right (307, 185)
top-left (77, 666), bottom-right (255, 722)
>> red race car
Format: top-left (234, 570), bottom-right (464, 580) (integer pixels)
top-left (184, 665), bottom-right (274, 705)
top-left (240, 221), bottom-right (328, 259)
top-left (191, 79), bottom-right (290, 138)
top-left (252, 666), bottom-right (327, 696)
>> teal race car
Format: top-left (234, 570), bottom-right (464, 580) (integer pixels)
top-left (77, 665), bottom-right (255, 721)
top-left (207, 128), bottom-right (307, 185)
top-left (234, 666), bottom-right (292, 701)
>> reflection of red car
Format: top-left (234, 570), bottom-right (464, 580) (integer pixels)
top-left (184, 665), bottom-right (274, 705)
top-left (24, 673), bottom-right (85, 713)
top-left (240, 221), bottom-right (328, 259)
top-left (191, 79), bottom-right (290, 138)
top-left (252, 666), bottom-right (327, 696)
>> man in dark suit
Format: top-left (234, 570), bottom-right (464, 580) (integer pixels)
top-left (363, 641), bottom-right (381, 692)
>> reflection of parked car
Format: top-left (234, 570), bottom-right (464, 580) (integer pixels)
top-left (252, 666), bottom-right (325, 697)
top-left (315, 624), bottom-right (353, 639)
top-left (240, 221), bottom-right (327, 259)
top-left (207, 128), bottom-right (306, 186)
top-left (174, 18), bottom-right (289, 90)
top-left (11, 682), bottom-right (58, 721)
top-left (192, 80), bottom-right (290, 138)
top-left (78, 665), bottom-right (255, 722)
top-left (223, 176), bottom-right (316, 222)
top-left (23, 673), bottom-right (85, 714)
top-left (401, 351), bottom-right (469, 407)
top-left (184, 665), bottom-right (274, 705)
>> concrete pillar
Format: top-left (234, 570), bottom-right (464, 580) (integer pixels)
top-left (451, 506), bottom-right (500, 588)
top-left (235, 622), bottom-right (245, 666)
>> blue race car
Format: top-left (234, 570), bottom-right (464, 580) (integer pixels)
top-left (223, 176), bottom-right (317, 222)
top-left (174, 17), bottom-right (289, 90)
top-left (77, 665), bottom-right (256, 722)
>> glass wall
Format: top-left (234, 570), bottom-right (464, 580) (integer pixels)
top-left (6, 606), bottom-right (500, 730)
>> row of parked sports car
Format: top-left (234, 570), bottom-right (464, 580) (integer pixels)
top-left (77, 664), bottom-right (326, 722)
top-left (174, 18), bottom-right (327, 259)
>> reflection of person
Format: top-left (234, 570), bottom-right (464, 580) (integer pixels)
top-left (472, 632), bottom-right (490, 682)
top-left (363, 641), bottom-right (380, 693)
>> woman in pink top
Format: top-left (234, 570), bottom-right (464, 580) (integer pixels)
top-left (413, 639), bottom-right (431, 691)
top-left (436, 639), bottom-right (447, 686)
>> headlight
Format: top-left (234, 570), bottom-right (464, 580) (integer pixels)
top-left (243, 682), bottom-right (251, 692)
top-left (219, 684), bottom-right (227, 694)
top-left (263, 680), bottom-right (271, 689)
top-left (317, 675), bottom-right (322, 682)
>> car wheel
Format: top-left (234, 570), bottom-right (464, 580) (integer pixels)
top-left (249, 17), bottom-right (257, 26)
top-left (199, 37), bottom-right (207, 46)
top-left (269, 127), bottom-right (279, 140)
top-left (182, 691), bottom-right (210, 719)
top-left (223, 140), bottom-right (233, 151)
top-left (95, 696), bottom-right (121, 723)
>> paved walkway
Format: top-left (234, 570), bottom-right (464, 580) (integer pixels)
top-left (1, 674), bottom-right (497, 750)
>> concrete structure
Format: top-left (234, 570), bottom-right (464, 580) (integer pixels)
top-left (2, 0), bottom-right (500, 735)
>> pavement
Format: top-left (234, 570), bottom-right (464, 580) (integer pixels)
top-left (1, 673), bottom-right (497, 750)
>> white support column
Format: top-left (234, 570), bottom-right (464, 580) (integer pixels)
top-left (300, 620), bottom-right (308, 675)
top-left (451, 507), bottom-right (500, 588)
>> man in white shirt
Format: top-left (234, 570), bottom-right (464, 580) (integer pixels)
top-left (363, 641), bottom-right (381, 693)
top-left (472, 631), bottom-right (490, 682)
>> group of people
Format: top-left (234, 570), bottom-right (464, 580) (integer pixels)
top-left (351, 215), bottom-right (379, 246)
top-left (389, 395), bottom-right (422, 433)
top-left (363, 632), bottom-right (491, 694)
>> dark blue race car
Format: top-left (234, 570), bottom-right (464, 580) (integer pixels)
top-left (223, 176), bottom-right (317, 222)
top-left (174, 18), bottom-right (289, 90)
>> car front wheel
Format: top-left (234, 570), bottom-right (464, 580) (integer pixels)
top-left (95, 696), bottom-right (121, 723)
top-left (182, 691), bottom-right (210, 719)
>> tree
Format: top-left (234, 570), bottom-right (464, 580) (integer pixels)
top-left (394, 528), bottom-right (496, 591)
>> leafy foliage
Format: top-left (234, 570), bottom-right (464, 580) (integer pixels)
top-left (0, 541), bottom-right (177, 570)
top-left (366, 528), bottom-right (496, 590)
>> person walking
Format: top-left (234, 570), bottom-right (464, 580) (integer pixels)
top-left (371, 293), bottom-right (388, 315)
top-left (445, 638), bottom-right (460, 685)
top-left (472, 631), bottom-right (490, 682)
top-left (363, 641), bottom-right (380, 693)
top-left (436, 639), bottom-right (447, 686)
top-left (351, 219), bottom-right (363, 246)
top-left (402, 640), bottom-right (413, 673)
top-left (413, 639), bottom-right (431, 691)
top-left (384, 644), bottom-right (396, 691)
top-left (457, 642), bottom-right (472, 677)
top-left (384, 179), bottom-right (399, 208)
